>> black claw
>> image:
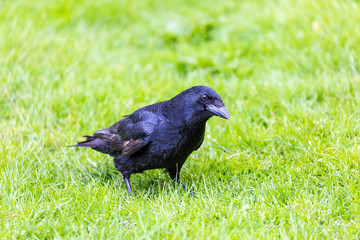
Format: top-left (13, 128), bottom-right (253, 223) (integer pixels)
top-left (178, 179), bottom-right (188, 190)
top-left (189, 190), bottom-right (196, 196)
top-left (178, 179), bottom-right (195, 195)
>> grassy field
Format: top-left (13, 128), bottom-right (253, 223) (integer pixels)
top-left (1, 0), bottom-right (360, 238)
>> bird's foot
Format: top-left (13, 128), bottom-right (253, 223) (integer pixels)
top-left (189, 190), bottom-right (196, 196)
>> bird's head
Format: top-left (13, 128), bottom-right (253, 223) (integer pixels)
top-left (168, 86), bottom-right (230, 123)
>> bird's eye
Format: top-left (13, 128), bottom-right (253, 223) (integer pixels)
top-left (201, 94), bottom-right (209, 102)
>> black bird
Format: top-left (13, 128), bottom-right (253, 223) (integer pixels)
top-left (71, 85), bottom-right (229, 197)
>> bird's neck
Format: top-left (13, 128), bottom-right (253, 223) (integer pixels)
top-left (162, 100), bottom-right (210, 129)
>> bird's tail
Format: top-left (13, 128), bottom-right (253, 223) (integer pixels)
top-left (68, 135), bottom-right (101, 148)
top-left (68, 134), bottom-right (116, 156)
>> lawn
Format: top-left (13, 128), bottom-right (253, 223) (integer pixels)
top-left (1, 0), bottom-right (360, 238)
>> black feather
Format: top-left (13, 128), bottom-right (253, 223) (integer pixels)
top-left (70, 85), bottom-right (229, 197)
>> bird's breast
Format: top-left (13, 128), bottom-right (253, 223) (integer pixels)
top-left (150, 123), bottom-right (205, 161)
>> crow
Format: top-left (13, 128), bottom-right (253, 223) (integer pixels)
top-left (70, 85), bottom-right (229, 197)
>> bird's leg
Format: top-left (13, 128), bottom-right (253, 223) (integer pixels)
top-left (115, 159), bottom-right (134, 198)
top-left (174, 176), bottom-right (188, 191)
top-left (122, 173), bottom-right (133, 198)
top-left (168, 165), bottom-right (194, 194)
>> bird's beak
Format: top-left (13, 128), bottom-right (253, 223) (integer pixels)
top-left (207, 101), bottom-right (230, 119)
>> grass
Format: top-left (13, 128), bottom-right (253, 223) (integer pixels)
top-left (1, 0), bottom-right (360, 238)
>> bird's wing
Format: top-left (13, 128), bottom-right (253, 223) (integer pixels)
top-left (107, 109), bottom-right (158, 156)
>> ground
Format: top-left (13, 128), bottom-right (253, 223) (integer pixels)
top-left (1, 0), bottom-right (360, 238)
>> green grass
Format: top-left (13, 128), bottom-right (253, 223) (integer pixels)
top-left (1, 0), bottom-right (360, 238)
